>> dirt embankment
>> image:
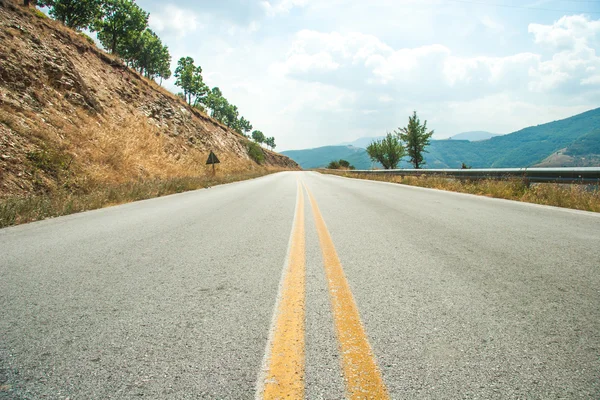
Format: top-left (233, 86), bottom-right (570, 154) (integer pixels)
top-left (0, 0), bottom-right (298, 197)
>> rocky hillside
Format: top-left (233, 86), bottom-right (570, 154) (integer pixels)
top-left (0, 0), bottom-right (297, 197)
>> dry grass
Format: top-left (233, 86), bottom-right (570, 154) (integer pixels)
top-left (323, 171), bottom-right (600, 213)
top-left (0, 170), bottom-right (281, 228)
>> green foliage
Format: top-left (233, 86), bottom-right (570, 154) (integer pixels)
top-left (251, 130), bottom-right (265, 144)
top-left (33, 8), bottom-right (49, 19)
top-left (264, 136), bottom-right (276, 150)
top-left (122, 29), bottom-right (170, 80)
top-left (282, 146), bottom-right (377, 169)
top-left (366, 133), bottom-right (405, 169)
top-left (564, 129), bottom-right (600, 156)
top-left (247, 141), bottom-right (265, 164)
top-left (26, 148), bottom-right (72, 178)
top-left (328, 160), bottom-right (340, 169)
top-left (174, 57), bottom-right (208, 106)
top-left (396, 111), bottom-right (434, 169)
top-left (327, 159), bottom-right (354, 170)
top-left (38, 0), bottom-right (102, 30)
top-left (239, 117), bottom-right (252, 137)
top-left (78, 31), bottom-right (95, 45)
top-left (94, 0), bottom-right (148, 54)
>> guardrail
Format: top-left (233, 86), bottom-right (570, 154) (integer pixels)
top-left (322, 167), bottom-right (600, 185)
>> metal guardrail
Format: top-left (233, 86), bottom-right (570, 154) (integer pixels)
top-left (324, 167), bottom-right (600, 184)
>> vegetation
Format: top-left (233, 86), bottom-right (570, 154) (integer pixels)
top-left (27, 0), bottom-right (278, 150)
top-left (247, 141), bottom-right (265, 164)
top-left (366, 133), bottom-right (405, 169)
top-left (396, 111), bottom-right (434, 169)
top-left (0, 171), bottom-right (280, 228)
top-left (327, 159), bottom-right (355, 170)
top-left (322, 170), bottom-right (600, 213)
top-left (38, 0), bottom-right (102, 30)
top-left (283, 107), bottom-right (600, 169)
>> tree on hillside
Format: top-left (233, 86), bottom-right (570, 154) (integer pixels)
top-left (366, 133), bottom-right (405, 169)
top-left (38, 0), bottom-right (102, 30)
top-left (239, 117), bottom-right (252, 137)
top-left (396, 111), bottom-right (434, 169)
top-left (174, 57), bottom-right (208, 107)
top-left (265, 137), bottom-right (276, 151)
top-left (251, 130), bottom-right (265, 145)
top-left (121, 29), bottom-right (170, 81)
top-left (327, 159), bottom-right (354, 170)
top-left (94, 0), bottom-right (148, 55)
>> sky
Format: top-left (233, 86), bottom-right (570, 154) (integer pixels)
top-left (135, 0), bottom-right (600, 150)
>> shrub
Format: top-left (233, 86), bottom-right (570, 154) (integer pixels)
top-left (247, 141), bottom-right (265, 164)
top-left (78, 32), bottom-right (95, 46)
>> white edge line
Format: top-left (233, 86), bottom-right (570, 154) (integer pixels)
top-left (315, 171), bottom-right (600, 218)
top-left (254, 180), bottom-right (303, 399)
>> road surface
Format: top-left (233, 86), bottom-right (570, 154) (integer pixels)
top-left (1, 171), bottom-right (599, 399)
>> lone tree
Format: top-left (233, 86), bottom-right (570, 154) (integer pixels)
top-left (396, 111), bottom-right (434, 169)
top-left (366, 133), bottom-right (405, 169)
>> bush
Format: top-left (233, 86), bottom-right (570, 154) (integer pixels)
top-left (26, 148), bottom-right (72, 178)
top-left (328, 160), bottom-right (340, 169)
top-left (78, 32), bottom-right (95, 46)
top-left (32, 8), bottom-right (48, 19)
top-left (247, 141), bottom-right (265, 164)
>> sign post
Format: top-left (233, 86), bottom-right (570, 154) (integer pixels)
top-left (206, 151), bottom-right (220, 175)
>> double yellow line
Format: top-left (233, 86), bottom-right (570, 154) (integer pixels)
top-left (257, 180), bottom-right (389, 399)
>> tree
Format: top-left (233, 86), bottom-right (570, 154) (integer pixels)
top-left (366, 133), bottom-right (405, 169)
top-left (94, 0), bottom-right (148, 55)
top-left (264, 137), bottom-right (276, 150)
top-left (174, 57), bottom-right (208, 107)
top-left (251, 130), bottom-right (265, 145)
top-left (338, 159), bottom-right (350, 168)
top-left (38, 0), bottom-right (102, 30)
top-left (239, 117), bottom-right (252, 137)
top-left (120, 29), bottom-right (170, 81)
top-left (396, 111), bottom-right (434, 169)
top-left (327, 160), bottom-right (341, 169)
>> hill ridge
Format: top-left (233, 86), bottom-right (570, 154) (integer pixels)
top-left (0, 0), bottom-right (297, 197)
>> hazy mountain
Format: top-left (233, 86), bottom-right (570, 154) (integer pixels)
top-left (281, 146), bottom-right (380, 170)
top-left (339, 136), bottom-right (385, 149)
top-left (448, 131), bottom-right (501, 141)
top-left (283, 108), bottom-right (600, 169)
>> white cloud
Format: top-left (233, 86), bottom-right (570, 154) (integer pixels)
top-left (482, 16), bottom-right (504, 33)
top-left (149, 4), bottom-right (199, 39)
top-left (261, 0), bottom-right (311, 17)
top-left (528, 14), bottom-right (600, 51)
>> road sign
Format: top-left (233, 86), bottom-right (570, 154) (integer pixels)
top-left (206, 151), bottom-right (220, 175)
top-left (206, 151), bottom-right (220, 165)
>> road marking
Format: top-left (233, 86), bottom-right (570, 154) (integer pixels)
top-left (304, 183), bottom-right (390, 400)
top-left (256, 180), bottom-right (306, 399)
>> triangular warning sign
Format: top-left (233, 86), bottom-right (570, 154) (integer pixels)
top-left (206, 151), bottom-right (220, 165)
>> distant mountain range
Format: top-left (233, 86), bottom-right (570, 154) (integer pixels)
top-left (282, 108), bottom-right (600, 169)
top-left (448, 131), bottom-right (500, 141)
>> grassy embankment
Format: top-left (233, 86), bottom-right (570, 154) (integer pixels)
top-left (0, 111), bottom-right (288, 228)
top-left (322, 170), bottom-right (600, 212)
top-left (0, 170), bottom-right (281, 228)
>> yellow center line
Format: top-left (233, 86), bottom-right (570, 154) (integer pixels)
top-left (303, 183), bottom-right (390, 400)
top-left (260, 180), bottom-right (306, 399)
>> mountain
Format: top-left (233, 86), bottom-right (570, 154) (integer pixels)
top-left (339, 136), bottom-right (385, 149)
top-left (0, 0), bottom-right (297, 197)
top-left (448, 131), bottom-right (500, 141)
top-left (283, 108), bottom-right (600, 169)
top-left (281, 146), bottom-right (379, 169)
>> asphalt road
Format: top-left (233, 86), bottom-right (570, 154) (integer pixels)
top-left (1, 171), bottom-right (599, 399)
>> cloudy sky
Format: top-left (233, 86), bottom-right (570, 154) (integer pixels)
top-left (136, 0), bottom-right (600, 150)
